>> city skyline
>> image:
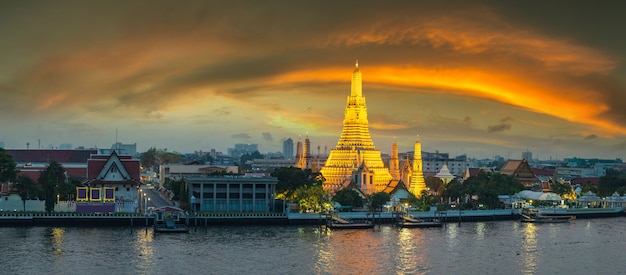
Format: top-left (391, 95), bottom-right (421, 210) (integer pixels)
top-left (2, 1), bottom-right (626, 160)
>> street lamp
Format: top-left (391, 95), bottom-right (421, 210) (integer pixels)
top-left (191, 195), bottom-right (196, 214)
top-left (144, 197), bottom-right (151, 214)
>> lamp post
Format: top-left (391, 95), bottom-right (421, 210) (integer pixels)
top-left (144, 196), bottom-right (150, 214)
top-left (191, 195), bottom-right (196, 214)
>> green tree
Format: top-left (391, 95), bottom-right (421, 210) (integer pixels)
top-left (14, 175), bottom-right (36, 212)
top-left (294, 184), bottom-right (329, 213)
top-left (598, 173), bottom-right (626, 197)
top-left (369, 191), bottom-right (390, 212)
top-left (0, 148), bottom-right (17, 183)
top-left (332, 188), bottom-right (363, 209)
top-left (551, 180), bottom-right (573, 197)
top-left (271, 167), bottom-right (316, 201)
top-left (38, 161), bottom-right (65, 213)
top-left (164, 178), bottom-right (186, 201)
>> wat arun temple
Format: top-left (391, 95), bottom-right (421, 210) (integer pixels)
top-left (320, 61), bottom-right (426, 196)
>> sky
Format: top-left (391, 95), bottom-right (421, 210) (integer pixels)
top-left (2, 1), bottom-right (626, 160)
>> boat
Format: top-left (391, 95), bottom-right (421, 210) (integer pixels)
top-left (397, 214), bottom-right (442, 228)
top-left (151, 206), bottom-right (189, 233)
top-left (520, 207), bottom-right (538, 222)
top-left (521, 207), bottom-right (573, 223)
top-left (326, 215), bottom-right (374, 229)
top-left (534, 214), bottom-right (574, 223)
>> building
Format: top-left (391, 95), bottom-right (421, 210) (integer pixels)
top-left (295, 135), bottom-right (311, 169)
top-left (186, 175), bottom-right (277, 212)
top-left (228, 144), bottom-right (259, 158)
top-left (282, 138), bottom-right (294, 159)
top-left (159, 164), bottom-right (239, 187)
top-left (408, 136), bottom-right (427, 195)
top-left (500, 159), bottom-right (537, 187)
top-left (320, 61), bottom-right (393, 194)
top-left (77, 151), bottom-right (142, 213)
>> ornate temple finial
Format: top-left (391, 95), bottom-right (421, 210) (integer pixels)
top-left (416, 134), bottom-right (420, 141)
top-left (355, 60), bottom-right (359, 69)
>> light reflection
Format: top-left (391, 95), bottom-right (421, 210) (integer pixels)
top-left (521, 223), bottom-right (539, 274)
top-left (50, 228), bottom-right (65, 256)
top-left (475, 223), bottom-right (486, 240)
top-left (396, 228), bottom-right (427, 274)
top-left (133, 229), bottom-right (155, 270)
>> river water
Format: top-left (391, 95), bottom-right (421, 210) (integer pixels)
top-left (1, 217), bottom-right (625, 274)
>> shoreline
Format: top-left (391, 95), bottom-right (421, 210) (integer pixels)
top-left (0, 208), bottom-right (623, 227)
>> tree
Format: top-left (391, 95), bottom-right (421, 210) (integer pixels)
top-left (294, 184), bottom-right (329, 213)
top-left (551, 180), bottom-right (573, 197)
top-left (332, 189), bottom-right (363, 209)
top-left (14, 175), bottom-right (36, 212)
top-left (39, 161), bottom-right (65, 213)
top-left (271, 167), bottom-right (316, 201)
top-left (369, 192), bottom-right (390, 212)
top-left (164, 178), bottom-right (186, 201)
top-left (0, 148), bottom-right (17, 183)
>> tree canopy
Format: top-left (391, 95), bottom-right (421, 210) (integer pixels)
top-left (332, 188), bottom-right (363, 209)
top-left (442, 171), bottom-right (523, 209)
top-left (369, 191), bottom-right (390, 212)
top-left (271, 167), bottom-right (318, 201)
top-left (14, 175), bottom-right (36, 212)
top-left (0, 148), bottom-right (17, 183)
top-left (39, 161), bottom-right (65, 213)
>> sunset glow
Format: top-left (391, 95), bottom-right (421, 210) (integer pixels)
top-left (1, 1), bottom-right (625, 159)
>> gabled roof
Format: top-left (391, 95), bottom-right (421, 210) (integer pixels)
top-left (382, 179), bottom-right (408, 195)
top-left (87, 151), bottom-right (140, 181)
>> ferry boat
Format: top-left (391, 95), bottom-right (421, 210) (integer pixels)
top-left (152, 206), bottom-right (189, 233)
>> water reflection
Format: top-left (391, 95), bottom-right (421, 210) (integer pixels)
top-left (396, 228), bottom-right (430, 274)
top-left (133, 230), bottom-right (155, 271)
top-left (49, 228), bottom-right (65, 256)
top-left (521, 223), bottom-right (539, 274)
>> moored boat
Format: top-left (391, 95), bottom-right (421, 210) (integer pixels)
top-left (152, 206), bottom-right (189, 233)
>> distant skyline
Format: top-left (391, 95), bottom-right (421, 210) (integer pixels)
top-left (2, 1), bottom-right (626, 160)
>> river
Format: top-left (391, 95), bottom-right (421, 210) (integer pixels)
top-left (1, 217), bottom-right (625, 274)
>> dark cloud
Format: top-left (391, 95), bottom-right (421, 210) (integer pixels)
top-left (462, 116), bottom-right (473, 125)
top-left (262, 132), bottom-right (273, 142)
top-left (584, 134), bottom-right (598, 140)
top-left (231, 133), bottom-right (251, 140)
top-left (487, 117), bottom-right (513, 133)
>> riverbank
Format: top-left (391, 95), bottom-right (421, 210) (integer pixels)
top-left (1, 207), bottom-right (623, 227)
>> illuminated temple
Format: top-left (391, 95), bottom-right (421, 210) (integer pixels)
top-left (320, 61), bottom-right (393, 194)
top-left (319, 61), bottom-right (429, 196)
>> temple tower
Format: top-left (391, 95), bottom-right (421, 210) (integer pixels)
top-left (320, 61), bottom-right (392, 194)
top-left (409, 135), bottom-right (427, 196)
top-left (390, 138), bottom-right (400, 180)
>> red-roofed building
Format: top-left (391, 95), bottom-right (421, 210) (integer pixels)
top-left (76, 151), bottom-right (142, 213)
top-left (2, 149), bottom-right (98, 196)
top-left (570, 177), bottom-right (600, 186)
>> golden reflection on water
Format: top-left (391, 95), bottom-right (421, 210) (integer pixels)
top-left (521, 223), bottom-right (538, 274)
top-left (50, 228), bottom-right (65, 255)
top-left (134, 230), bottom-right (155, 269)
top-left (397, 228), bottom-right (427, 274)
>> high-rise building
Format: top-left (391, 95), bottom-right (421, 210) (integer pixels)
top-left (282, 138), bottom-right (294, 159)
top-left (320, 61), bottom-right (392, 194)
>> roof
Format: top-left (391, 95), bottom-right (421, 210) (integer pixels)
top-left (7, 149), bottom-right (98, 163)
top-left (515, 190), bottom-right (561, 201)
top-left (570, 177), bottom-right (600, 186)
